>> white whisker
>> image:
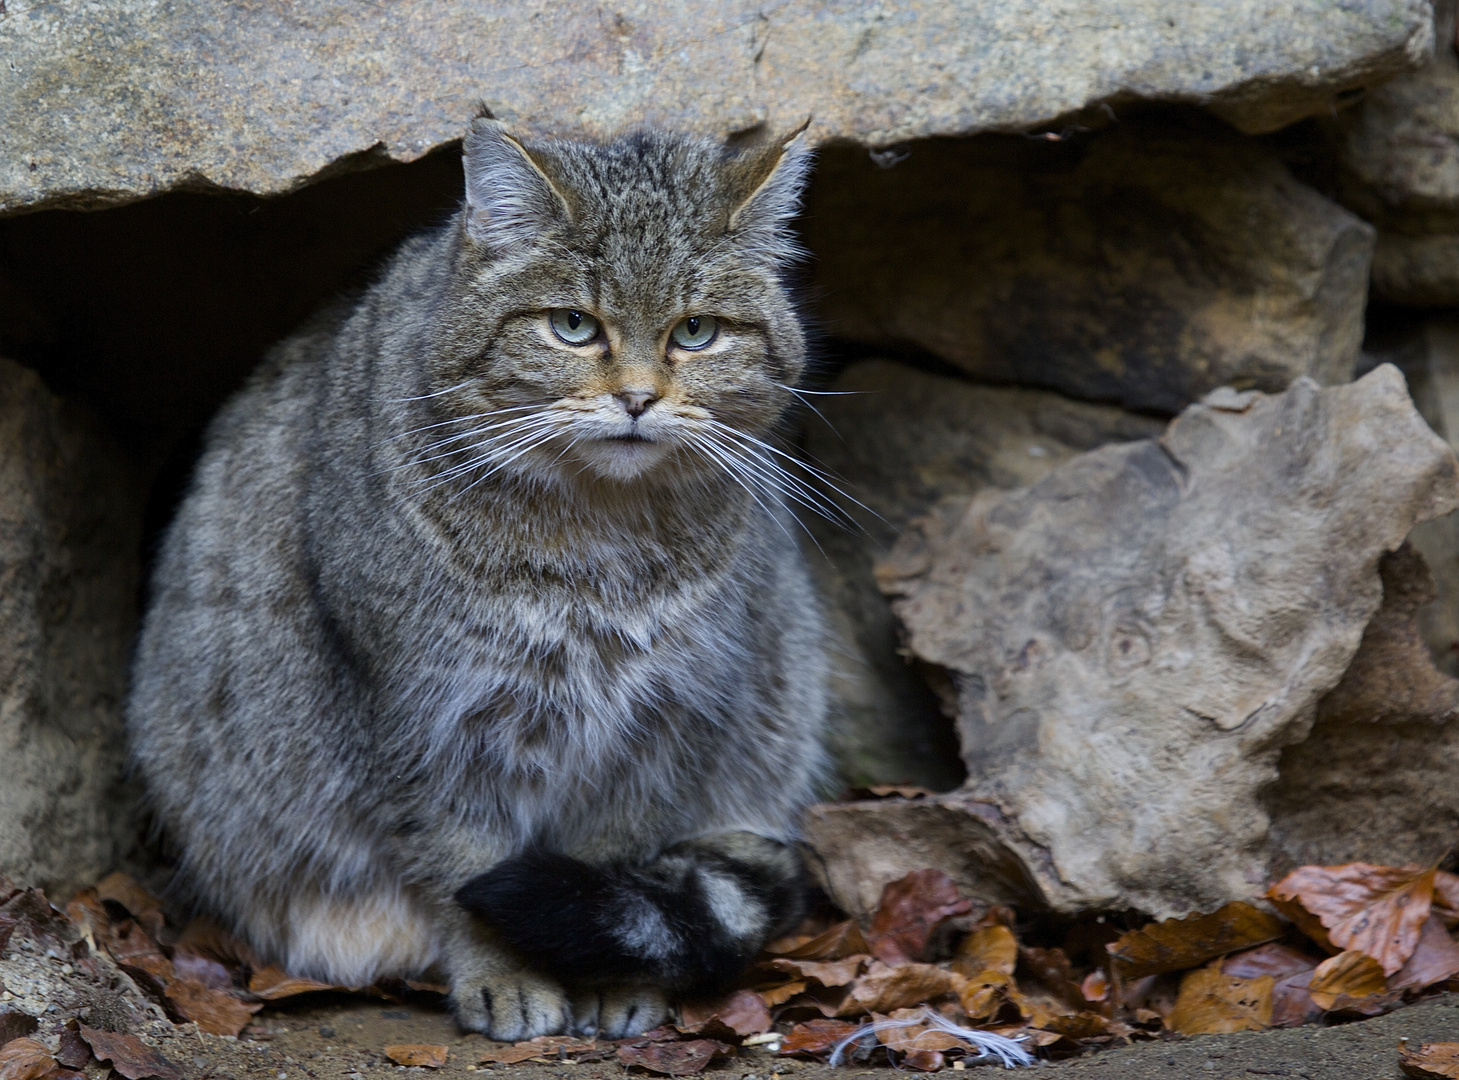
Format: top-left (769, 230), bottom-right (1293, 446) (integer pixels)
top-left (707, 419), bottom-right (882, 526)
top-left (694, 428), bottom-right (856, 531)
top-left (388, 378), bottom-right (480, 402)
top-left (682, 432), bottom-right (803, 548)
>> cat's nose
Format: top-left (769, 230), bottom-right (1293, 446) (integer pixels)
top-left (616, 388), bottom-right (659, 418)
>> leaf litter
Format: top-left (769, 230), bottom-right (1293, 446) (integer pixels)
top-left (5, 860), bottom-right (1459, 1077)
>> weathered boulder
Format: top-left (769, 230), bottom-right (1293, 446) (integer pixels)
top-left (0, 0), bottom-right (1435, 215)
top-left (1334, 1), bottom-right (1459, 303)
top-left (1266, 543), bottom-right (1459, 872)
top-left (808, 366), bottom-right (1459, 920)
top-left (803, 122), bottom-right (1375, 415)
top-left (805, 360), bottom-right (1162, 791)
top-left (0, 359), bottom-right (142, 896)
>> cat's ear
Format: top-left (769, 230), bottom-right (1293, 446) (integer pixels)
top-left (462, 114), bottom-right (574, 250)
top-left (725, 119), bottom-right (813, 265)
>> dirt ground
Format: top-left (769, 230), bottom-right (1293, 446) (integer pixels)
top-left (180, 992), bottom-right (1459, 1080)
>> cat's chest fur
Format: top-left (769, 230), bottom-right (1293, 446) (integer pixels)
top-left (347, 480), bottom-right (785, 850)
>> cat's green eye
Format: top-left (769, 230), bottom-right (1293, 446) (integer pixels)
top-left (669, 315), bottom-right (718, 351)
top-left (549, 308), bottom-right (601, 345)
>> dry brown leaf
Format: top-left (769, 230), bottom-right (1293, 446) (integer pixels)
top-left (163, 978), bottom-right (262, 1037)
top-left (479, 1035), bottom-right (598, 1065)
top-left (1219, 945), bottom-right (1324, 1029)
top-left (866, 870), bottom-right (972, 965)
top-left (1270, 970), bottom-right (1322, 1029)
top-left (170, 949), bottom-right (233, 990)
top-left (767, 955), bottom-right (868, 988)
top-left (1391, 916), bottom-right (1459, 991)
top-left (404, 979), bottom-right (450, 994)
top-left (900, 1048), bottom-right (945, 1071)
top-left (78, 1026), bottom-right (183, 1080)
top-left (172, 917), bottom-right (262, 971)
top-left (94, 873), bottom-right (166, 941)
top-left (383, 1044), bottom-right (448, 1068)
top-left (841, 961), bottom-right (962, 1015)
top-left (1167, 967), bottom-right (1273, 1035)
top-left (62, 889), bottom-right (109, 946)
top-left (1269, 863), bottom-right (1436, 974)
top-left (0, 1038), bottom-right (55, 1080)
top-left (765, 920), bottom-right (871, 962)
top-left (676, 989), bottom-right (771, 1038)
top-left (1106, 902), bottom-right (1285, 979)
top-left (757, 980), bottom-right (807, 1007)
top-left (247, 965), bottom-right (347, 999)
top-left (1002, 984), bottom-right (1060, 1028)
top-left (1221, 942), bottom-right (1322, 980)
top-left (1080, 969), bottom-right (1110, 1003)
top-left (957, 970), bottom-right (1010, 1021)
top-left (1017, 945), bottom-right (1086, 1013)
top-left (786, 983), bottom-right (852, 1017)
top-left (1307, 950), bottom-right (1387, 1010)
top-left (1434, 873), bottom-right (1459, 929)
top-left (951, 925), bottom-right (1017, 979)
top-left (1401, 1042), bottom-right (1459, 1079)
top-left (1038, 1012), bottom-right (1111, 1039)
top-left (0, 1010), bottom-right (39, 1047)
top-left (616, 1039), bottom-right (729, 1076)
top-left (989, 1024), bottom-right (1062, 1048)
top-left (778, 1019), bottom-right (861, 1056)
top-left (52, 1027), bottom-right (90, 1071)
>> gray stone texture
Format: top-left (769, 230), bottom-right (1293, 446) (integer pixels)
top-left (820, 367), bottom-right (1459, 920)
top-left (803, 122), bottom-right (1376, 415)
top-left (0, 358), bottom-right (141, 897)
top-left (0, 0), bottom-right (1435, 216)
top-left (805, 359), bottom-right (1161, 791)
top-left (1335, 1), bottom-right (1459, 302)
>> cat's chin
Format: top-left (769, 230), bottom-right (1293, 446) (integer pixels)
top-left (574, 437), bottom-right (674, 482)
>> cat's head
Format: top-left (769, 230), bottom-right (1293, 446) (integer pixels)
top-left (419, 116), bottom-right (813, 487)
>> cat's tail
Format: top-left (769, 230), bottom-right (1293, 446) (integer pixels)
top-left (454, 833), bottom-right (803, 995)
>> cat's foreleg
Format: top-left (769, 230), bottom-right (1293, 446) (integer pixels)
top-left (454, 831), bottom-right (803, 1031)
top-left (439, 906), bottom-right (572, 1040)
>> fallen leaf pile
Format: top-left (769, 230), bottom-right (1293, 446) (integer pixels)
top-left (5, 862), bottom-right (1459, 1077)
top-left (742, 862), bottom-right (1459, 1071)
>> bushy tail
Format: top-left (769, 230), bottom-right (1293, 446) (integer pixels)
top-left (454, 833), bottom-right (802, 994)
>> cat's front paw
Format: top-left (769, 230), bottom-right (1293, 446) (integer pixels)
top-left (569, 985), bottom-right (668, 1038)
top-left (452, 969), bottom-right (570, 1040)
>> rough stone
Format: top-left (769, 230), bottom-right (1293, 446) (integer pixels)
top-left (1266, 543), bottom-right (1459, 872)
top-left (1334, 1), bottom-right (1459, 303)
top-left (805, 359), bottom-right (1162, 791)
top-left (0, 359), bottom-right (142, 896)
top-left (842, 366), bottom-right (1458, 920)
top-left (0, 1), bottom-right (1435, 216)
top-left (803, 122), bottom-right (1375, 415)
top-left (1376, 316), bottom-right (1459, 675)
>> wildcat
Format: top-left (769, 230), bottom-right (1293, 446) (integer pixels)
top-left (126, 114), bottom-right (830, 1040)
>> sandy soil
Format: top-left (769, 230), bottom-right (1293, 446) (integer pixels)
top-left (182, 992), bottom-right (1459, 1080)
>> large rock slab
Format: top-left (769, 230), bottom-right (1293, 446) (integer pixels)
top-left (825, 366), bottom-right (1459, 919)
top-left (1334, 1), bottom-right (1459, 303)
top-left (805, 360), bottom-right (1161, 790)
top-left (0, 359), bottom-right (141, 896)
top-left (804, 122), bottom-right (1375, 415)
top-left (0, 1), bottom-right (1435, 215)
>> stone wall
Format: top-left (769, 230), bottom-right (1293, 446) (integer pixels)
top-left (2, 0), bottom-right (1459, 921)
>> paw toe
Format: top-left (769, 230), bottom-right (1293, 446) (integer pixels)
top-left (597, 985), bottom-right (668, 1039)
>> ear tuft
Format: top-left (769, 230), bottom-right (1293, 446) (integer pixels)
top-left (462, 119), bottom-right (573, 250)
top-left (726, 121), bottom-right (814, 267)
